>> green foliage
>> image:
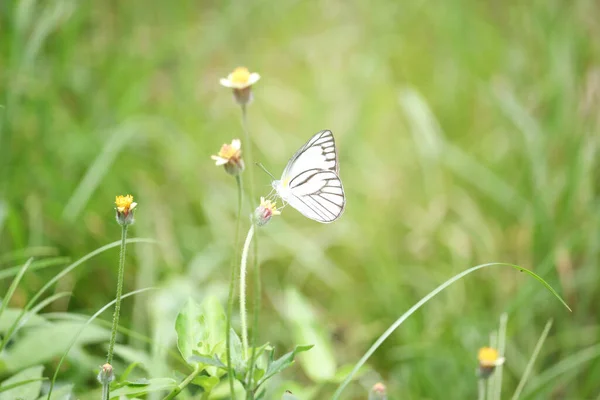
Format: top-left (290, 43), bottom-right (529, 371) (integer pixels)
top-left (0, 365), bottom-right (45, 400)
top-left (1, 0), bottom-right (599, 398)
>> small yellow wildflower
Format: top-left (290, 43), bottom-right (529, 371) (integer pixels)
top-left (211, 139), bottom-right (244, 176)
top-left (219, 66), bottom-right (260, 105)
top-left (253, 197), bottom-right (281, 226)
top-left (115, 195), bottom-right (137, 226)
top-left (220, 67), bottom-right (260, 89)
top-left (478, 347), bottom-right (505, 379)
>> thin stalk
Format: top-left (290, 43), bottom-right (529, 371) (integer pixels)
top-left (246, 231), bottom-right (260, 400)
top-left (511, 319), bottom-right (553, 400)
top-left (239, 225), bottom-right (255, 359)
top-left (162, 364), bottom-right (203, 400)
top-left (493, 313), bottom-right (508, 400)
top-left (240, 104), bottom-right (255, 205)
top-left (107, 225), bottom-right (129, 364)
top-left (226, 175), bottom-right (244, 396)
top-left (101, 381), bottom-right (110, 400)
top-left (487, 332), bottom-right (498, 400)
top-left (478, 379), bottom-right (486, 400)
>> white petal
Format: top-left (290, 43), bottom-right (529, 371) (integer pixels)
top-left (247, 73), bottom-right (261, 85)
top-left (231, 139), bottom-right (241, 150)
top-left (219, 78), bottom-right (233, 88)
top-left (130, 202), bottom-right (138, 211)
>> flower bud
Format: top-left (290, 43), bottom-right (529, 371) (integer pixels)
top-left (477, 347), bottom-right (505, 379)
top-left (252, 197), bottom-right (281, 226)
top-left (369, 382), bottom-right (387, 400)
top-left (115, 195), bottom-right (137, 226)
top-left (97, 363), bottom-right (115, 385)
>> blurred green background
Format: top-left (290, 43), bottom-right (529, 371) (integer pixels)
top-left (1, 0), bottom-right (600, 398)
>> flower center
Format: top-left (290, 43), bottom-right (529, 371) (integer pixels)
top-left (218, 144), bottom-right (239, 160)
top-left (231, 67), bottom-right (250, 84)
top-left (115, 195), bottom-right (134, 210)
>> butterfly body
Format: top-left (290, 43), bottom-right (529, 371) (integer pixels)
top-left (272, 130), bottom-right (345, 223)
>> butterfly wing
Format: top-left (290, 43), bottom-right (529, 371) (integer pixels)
top-left (285, 169), bottom-right (345, 223)
top-left (281, 130), bottom-right (339, 180)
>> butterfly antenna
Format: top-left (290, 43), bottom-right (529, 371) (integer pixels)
top-left (255, 162), bottom-right (276, 180)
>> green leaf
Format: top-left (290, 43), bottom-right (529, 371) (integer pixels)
top-left (175, 296), bottom-right (228, 376)
top-left (3, 321), bottom-right (110, 372)
top-left (0, 308), bottom-right (46, 333)
top-left (192, 375), bottom-right (220, 392)
top-left (36, 384), bottom-right (72, 400)
top-left (282, 288), bottom-right (336, 381)
top-left (256, 344), bottom-right (314, 388)
top-left (109, 378), bottom-right (177, 398)
top-left (0, 365), bottom-right (44, 400)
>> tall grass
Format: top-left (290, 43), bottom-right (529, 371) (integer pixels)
top-left (1, 0), bottom-right (599, 397)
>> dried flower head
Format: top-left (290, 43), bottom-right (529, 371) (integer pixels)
top-left (478, 347), bottom-right (505, 379)
top-left (252, 197), bottom-right (281, 226)
top-left (220, 66), bottom-right (260, 105)
top-left (97, 363), bottom-right (115, 385)
top-left (369, 382), bottom-right (387, 400)
top-left (115, 195), bottom-right (137, 226)
top-left (211, 139), bottom-right (245, 176)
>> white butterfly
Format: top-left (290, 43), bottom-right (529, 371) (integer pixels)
top-left (271, 130), bottom-right (345, 223)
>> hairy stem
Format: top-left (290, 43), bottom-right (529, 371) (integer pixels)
top-left (240, 225), bottom-right (255, 360)
top-left (246, 231), bottom-right (260, 400)
top-left (226, 175), bottom-right (244, 395)
top-left (107, 225), bottom-right (128, 365)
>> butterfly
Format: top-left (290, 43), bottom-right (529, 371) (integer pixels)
top-left (271, 130), bottom-right (345, 223)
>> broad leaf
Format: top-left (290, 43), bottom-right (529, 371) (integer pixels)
top-left (109, 378), bottom-right (177, 398)
top-left (36, 384), bottom-right (72, 400)
top-left (192, 375), bottom-right (220, 392)
top-left (257, 345), bottom-right (314, 387)
top-left (0, 365), bottom-right (44, 400)
top-left (175, 296), bottom-right (228, 376)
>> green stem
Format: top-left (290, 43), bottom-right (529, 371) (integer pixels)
top-left (241, 105), bottom-right (255, 205)
top-left (246, 230), bottom-right (260, 400)
top-left (101, 381), bottom-right (110, 400)
top-left (226, 175), bottom-right (244, 396)
top-left (107, 225), bottom-right (129, 365)
top-left (239, 225), bottom-right (255, 360)
top-left (478, 379), bottom-right (486, 400)
top-left (162, 364), bottom-right (203, 400)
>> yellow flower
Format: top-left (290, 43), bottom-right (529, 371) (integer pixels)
top-left (219, 67), bottom-right (261, 89)
top-left (211, 139), bottom-right (245, 176)
top-left (253, 197), bottom-right (281, 226)
top-left (478, 347), bottom-right (505, 379)
top-left (115, 195), bottom-right (137, 225)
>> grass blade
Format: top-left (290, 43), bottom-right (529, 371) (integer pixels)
top-left (331, 262), bottom-right (570, 400)
top-left (0, 258), bottom-right (33, 327)
top-left (0, 257), bottom-right (70, 280)
top-left (46, 287), bottom-right (156, 400)
top-left (0, 239), bottom-right (156, 353)
top-left (511, 319), bottom-right (553, 400)
top-left (0, 378), bottom-right (47, 393)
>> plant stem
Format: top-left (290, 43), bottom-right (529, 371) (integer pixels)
top-left (246, 232), bottom-right (260, 400)
top-left (493, 313), bottom-right (508, 400)
top-left (226, 175), bottom-right (244, 396)
top-left (162, 364), bottom-right (202, 400)
top-left (240, 104), bottom-right (255, 205)
top-left (107, 225), bottom-right (129, 365)
top-left (239, 225), bottom-right (255, 360)
top-left (478, 379), bottom-right (486, 400)
top-left (101, 381), bottom-right (110, 400)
